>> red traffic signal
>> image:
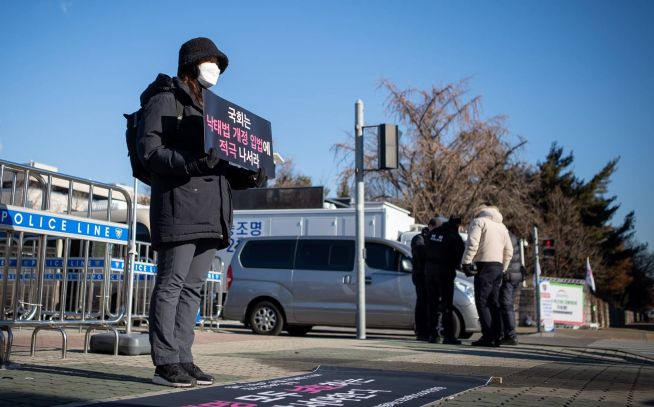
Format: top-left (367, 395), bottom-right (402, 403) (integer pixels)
top-left (542, 239), bottom-right (555, 257)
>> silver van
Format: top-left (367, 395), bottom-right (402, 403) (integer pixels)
top-left (223, 236), bottom-right (480, 337)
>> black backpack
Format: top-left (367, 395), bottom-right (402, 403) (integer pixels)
top-left (125, 93), bottom-right (184, 186)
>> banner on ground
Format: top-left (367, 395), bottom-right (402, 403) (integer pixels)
top-left (86, 365), bottom-right (490, 407)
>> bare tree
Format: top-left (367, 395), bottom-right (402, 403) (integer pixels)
top-left (137, 194), bottom-right (151, 206)
top-left (270, 159), bottom-right (312, 188)
top-left (333, 79), bottom-right (528, 227)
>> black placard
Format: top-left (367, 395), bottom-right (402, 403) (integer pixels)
top-left (203, 89), bottom-right (275, 178)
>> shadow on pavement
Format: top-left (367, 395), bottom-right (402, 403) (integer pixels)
top-left (0, 390), bottom-right (84, 406)
top-left (626, 323), bottom-right (654, 331)
top-left (363, 341), bottom-right (654, 366)
top-left (6, 363), bottom-right (152, 384)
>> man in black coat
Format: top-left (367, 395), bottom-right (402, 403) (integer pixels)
top-left (424, 217), bottom-right (465, 344)
top-left (410, 218), bottom-right (438, 341)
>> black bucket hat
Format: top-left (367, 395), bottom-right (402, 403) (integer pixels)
top-left (177, 37), bottom-right (229, 77)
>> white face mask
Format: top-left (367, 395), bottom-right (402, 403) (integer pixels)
top-left (197, 62), bottom-right (220, 88)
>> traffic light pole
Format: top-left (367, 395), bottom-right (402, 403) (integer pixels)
top-left (355, 100), bottom-right (366, 340)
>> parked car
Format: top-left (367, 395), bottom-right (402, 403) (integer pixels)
top-left (223, 236), bottom-right (480, 338)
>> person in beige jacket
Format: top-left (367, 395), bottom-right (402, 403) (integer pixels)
top-left (461, 205), bottom-right (513, 347)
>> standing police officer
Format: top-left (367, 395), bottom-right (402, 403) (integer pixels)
top-left (461, 205), bottom-right (513, 347)
top-left (424, 217), bottom-right (465, 345)
top-left (410, 218), bottom-right (438, 341)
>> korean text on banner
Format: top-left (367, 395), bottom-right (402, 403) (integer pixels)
top-left (203, 89), bottom-right (275, 178)
top-left (549, 281), bottom-right (585, 325)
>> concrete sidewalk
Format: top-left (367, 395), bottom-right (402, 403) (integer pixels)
top-left (1, 325), bottom-right (653, 407)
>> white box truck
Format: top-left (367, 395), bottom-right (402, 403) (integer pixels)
top-left (217, 201), bottom-right (415, 269)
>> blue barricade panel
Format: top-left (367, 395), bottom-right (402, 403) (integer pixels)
top-left (0, 204), bottom-right (129, 245)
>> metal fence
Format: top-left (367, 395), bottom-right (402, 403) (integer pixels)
top-left (112, 236), bottom-right (226, 331)
top-left (0, 159), bottom-right (228, 366)
top-left (0, 160), bottom-right (133, 365)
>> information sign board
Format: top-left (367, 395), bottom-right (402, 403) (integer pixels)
top-left (550, 281), bottom-right (585, 325)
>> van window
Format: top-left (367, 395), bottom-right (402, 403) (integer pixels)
top-left (136, 223), bottom-right (151, 243)
top-left (295, 240), bottom-right (354, 272)
top-left (240, 239), bottom-right (296, 269)
top-left (365, 242), bottom-right (402, 272)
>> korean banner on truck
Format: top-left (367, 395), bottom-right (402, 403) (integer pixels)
top-left (203, 89), bottom-right (276, 178)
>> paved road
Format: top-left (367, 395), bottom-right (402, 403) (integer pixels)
top-left (0, 324), bottom-right (653, 406)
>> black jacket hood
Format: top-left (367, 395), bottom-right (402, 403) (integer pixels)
top-left (140, 74), bottom-right (195, 108)
top-left (140, 74), bottom-right (174, 107)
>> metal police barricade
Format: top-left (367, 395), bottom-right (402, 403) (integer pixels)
top-left (198, 257), bottom-right (225, 331)
top-left (0, 159), bottom-right (133, 366)
top-left (126, 244), bottom-right (226, 332)
top-left (128, 240), bottom-right (157, 326)
top-left (80, 208), bottom-right (226, 337)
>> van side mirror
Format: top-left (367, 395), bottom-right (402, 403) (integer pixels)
top-left (401, 258), bottom-right (413, 273)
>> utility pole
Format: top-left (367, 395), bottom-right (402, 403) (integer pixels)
top-left (355, 100), bottom-right (366, 340)
top-left (125, 178), bottom-right (138, 334)
top-left (533, 226), bottom-right (541, 333)
top-left (519, 239), bottom-right (527, 288)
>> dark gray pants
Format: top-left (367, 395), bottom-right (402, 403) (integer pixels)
top-left (424, 263), bottom-right (456, 339)
top-left (149, 239), bottom-right (218, 366)
top-left (411, 272), bottom-right (429, 337)
top-left (500, 278), bottom-right (521, 340)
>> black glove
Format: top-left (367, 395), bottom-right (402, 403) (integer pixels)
top-left (251, 168), bottom-right (268, 188)
top-left (462, 263), bottom-right (476, 277)
top-left (185, 148), bottom-right (220, 175)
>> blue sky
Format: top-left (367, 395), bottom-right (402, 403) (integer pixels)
top-left (0, 0), bottom-right (652, 248)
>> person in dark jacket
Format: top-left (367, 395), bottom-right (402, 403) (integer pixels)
top-left (410, 218), bottom-right (439, 341)
top-left (424, 217), bottom-right (465, 345)
top-left (499, 233), bottom-right (524, 345)
top-left (137, 37), bottom-right (265, 388)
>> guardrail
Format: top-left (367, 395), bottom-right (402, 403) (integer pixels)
top-left (0, 160), bottom-right (228, 366)
top-left (0, 160), bottom-right (133, 365)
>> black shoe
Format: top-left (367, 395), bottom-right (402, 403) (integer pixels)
top-left (153, 363), bottom-right (196, 387)
top-left (471, 338), bottom-right (500, 347)
top-left (181, 362), bottom-right (214, 385)
top-left (428, 335), bottom-right (440, 344)
top-left (500, 337), bottom-right (518, 346)
top-left (442, 337), bottom-right (462, 345)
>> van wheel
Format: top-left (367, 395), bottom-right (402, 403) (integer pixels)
top-left (437, 310), bottom-right (466, 339)
top-left (249, 301), bottom-right (284, 336)
top-left (287, 325), bottom-right (313, 336)
top-left (452, 310), bottom-right (472, 339)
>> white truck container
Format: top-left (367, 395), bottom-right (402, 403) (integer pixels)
top-left (217, 201), bottom-right (415, 268)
